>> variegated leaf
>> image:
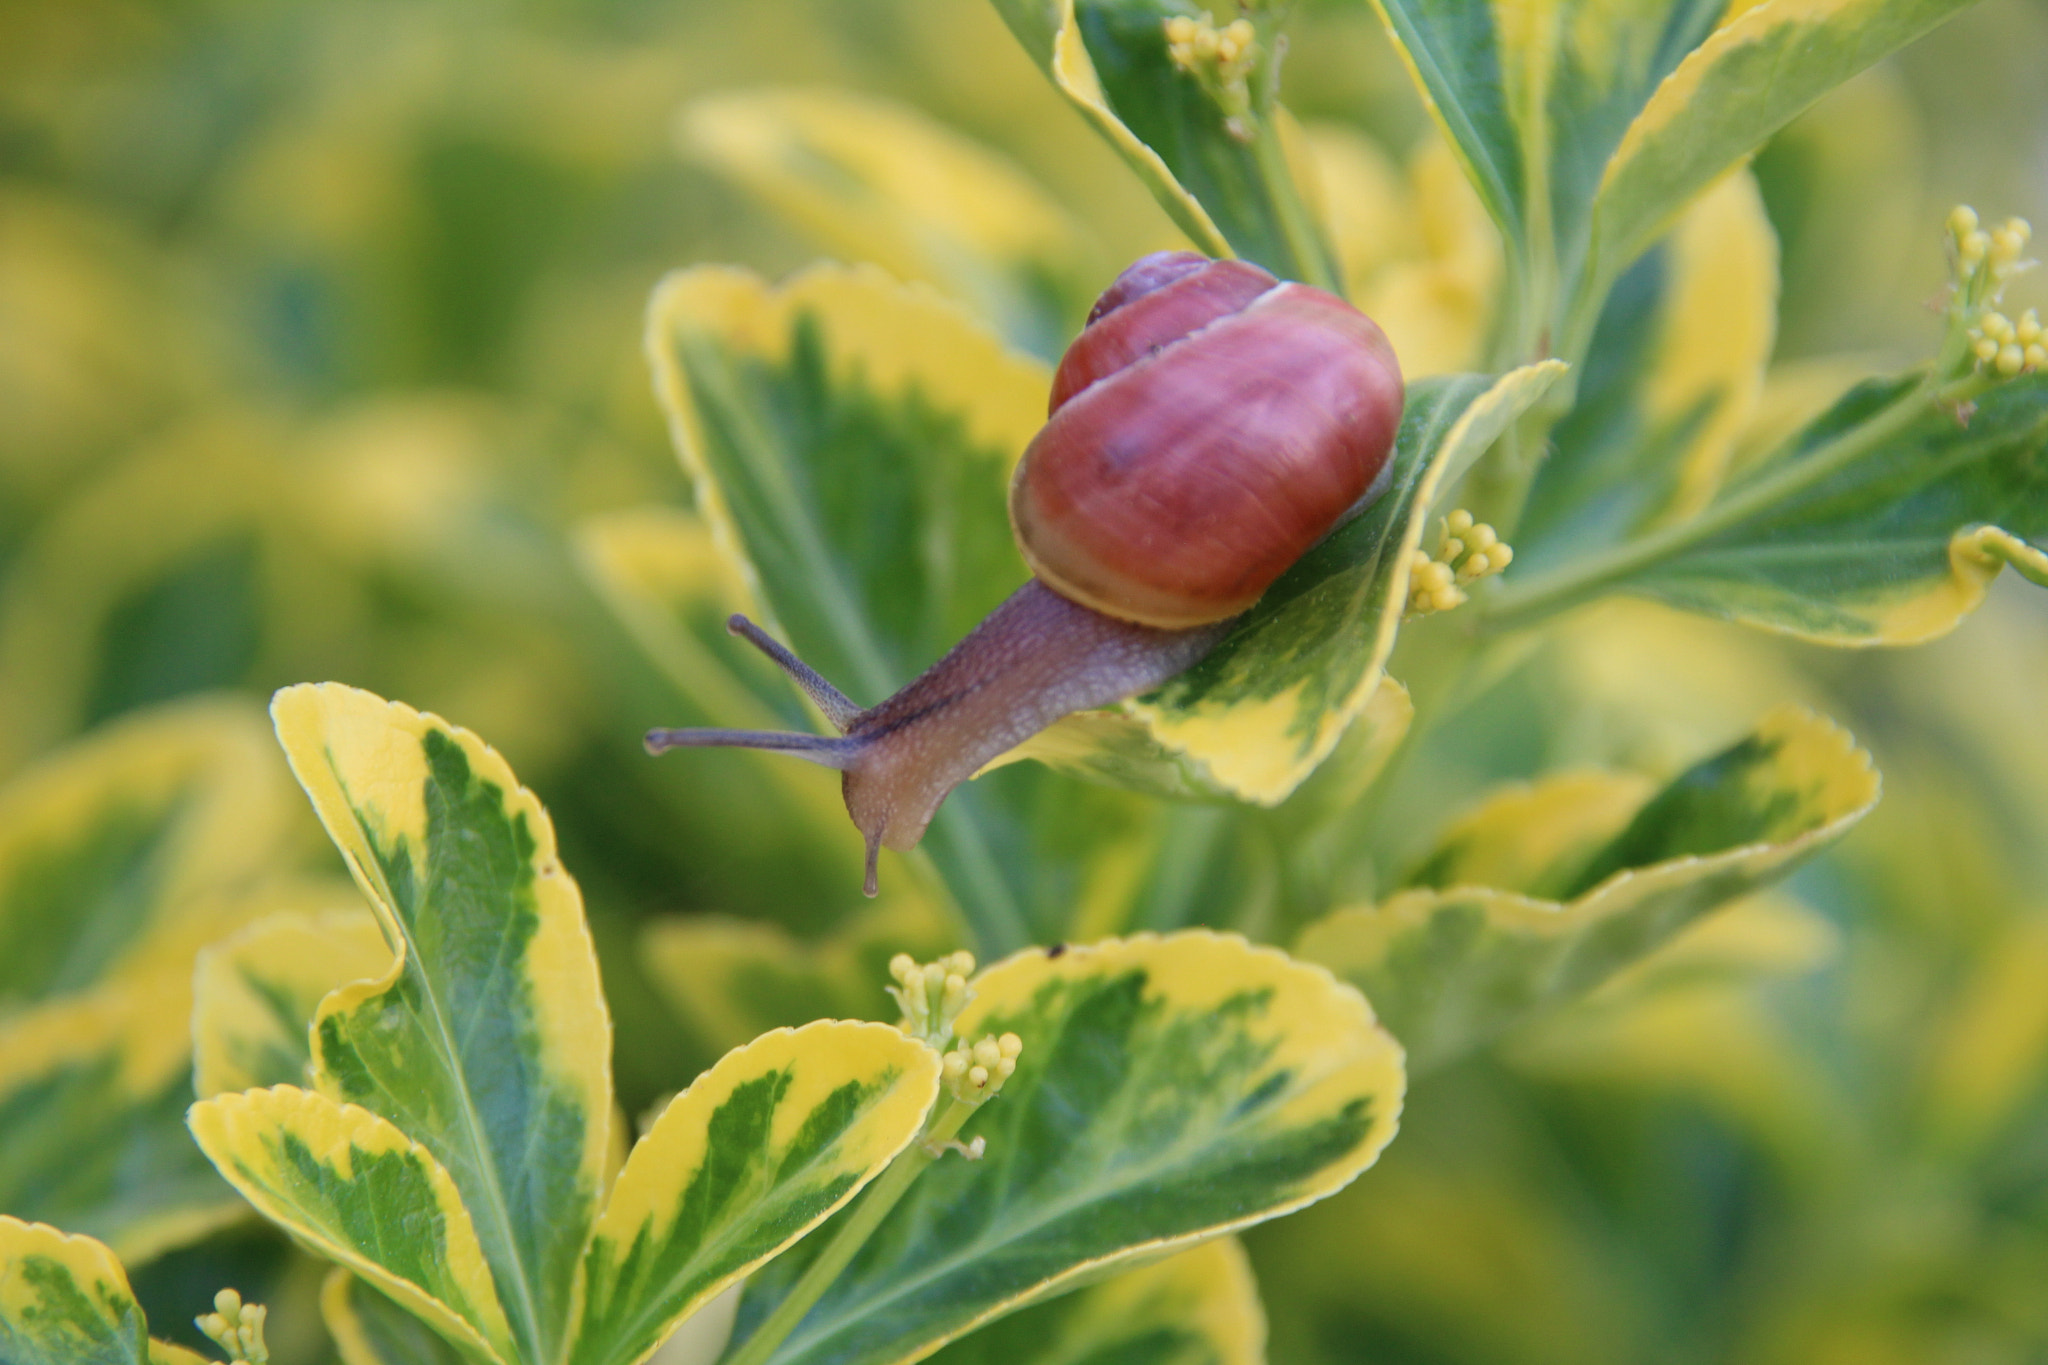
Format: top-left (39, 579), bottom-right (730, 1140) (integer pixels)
top-left (0, 1217), bottom-right (150, 1365)
top-left (187, 1085), bottom-right (516, 1364)
top-left (645, 261), bottom-right (1151, 950)
top-left (0, 700), bottom-right (293, 1012)
top-left (732, 931), bottom-right (1404, 1365)
top-left (678, 88), bottom-right (1096, 358)
top-left (1296, 707), bottom-right (1880, 1070)
top-left (1042, 0), bottom-right (1339, 287)
top-left (1495, 371), bottom-right (2048, 643)
top-left (1518, 169), bottom-right (1777, 564)
top-left (191, 905), bottom-right (390, 1099)
top-left (569, 1021), bottom-right (941, 1365)
top-left (1589, 0), bottom-right (1979, 309)
top-left (925, 1237), bottom-right (1265, 1365)
top-left (270, 683), bottom-right (612, 1365)
top-left (1128, 362), bottom-right (1565, 805)
top-left (0, 971), bottom-right (240, 1266)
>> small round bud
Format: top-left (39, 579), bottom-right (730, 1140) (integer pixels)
top-left (1950, 205), bottom-right (1980, 237)
top-left (1488, 543), bottom-right (1513, 570)
top-left (1984, 312), bottom-right (2014, 342)
top-left (942, 1051), bottom-right (967, 1078)
top-left (968, 1064), bottom-right (989, 1088)
top-left (2027, 343), bottom-right (2048, 369)
top-left (1975, 336), bottom-right (2003, 363)
top-left (1466, 523), bottom-right (1498, 552)
top-left (999, 1032), bottom-right (1023, 1057)
top-left (1447, 508), bottom-right (1474, 534)
top-left (2018, 310), bottom-right (2042, 344)
top-left (889, 953), bottom-right (915, 980)
top-left (216, 1289), bottom-right (242, 1317)
top-left (1997, 343), bottom-right (2025, 376)
top-left (1963, 230), bottom-right (1991, 265)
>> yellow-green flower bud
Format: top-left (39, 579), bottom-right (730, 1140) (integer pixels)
top-left (1997, 343), bottom-right (2025, 376)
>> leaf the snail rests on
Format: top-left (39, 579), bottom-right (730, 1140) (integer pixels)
top-left (648, 251), bottom-right (1405, 894)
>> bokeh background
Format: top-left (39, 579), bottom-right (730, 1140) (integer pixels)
top-left (4, 0), bottom-right (2048, 1360)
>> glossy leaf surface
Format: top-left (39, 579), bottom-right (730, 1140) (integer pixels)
top-left (0, 1217), bottom-right (149, 1365)
top-left (924, 1237), bottom-right (1265, 1365)
top-left (188, 1085), bottom-right (516, 1364)
top-left (322, 1270), bottom-right (472, 1365)
top-left (733, 931), bottom-right (1404, 1365)
top-left (1297, 707), bottom-right (1879, 1069)
top-left (570, 1021), bottom-right (941, 1365)
top-left (1611, 373), bottom-right (2048, 643)
top-left (271, 683), bottom-right (613, 1365)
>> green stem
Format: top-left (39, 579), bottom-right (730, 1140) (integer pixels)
top-left (1248, 113), bottom-right (1340, 293)
top-left (1481, 370), bottom-right (1984, 632)
top-left (721, 1096), bottom-right (978, 1365)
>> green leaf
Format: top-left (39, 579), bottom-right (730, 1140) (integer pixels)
top-left (321, 1270), bottom-right (487, 1365)
top-left (1499, 371), bottom-right (2048, 643)
top-left (0, 700), bottom-right (294, 1012)
top-left (0, 1217), bottom-right (150, 1365)
top-left (1125, 362), bottom-right (1566, 805)
top-left (924, 1237), bottom-right (1265, 1365)
top-left (270, 682), bottom-right (614, 1365)
top-left (1518, 170), bottom-right (1777, 564)
top-left (1296, 706), bottom-right (1880, 1069)
top-left (1589, 0), bottom-right (1979, 314)
top-left (188, 1085), bottom-right (516, 1364)
top-left (645, 262), bottom-right (1150, 952)
top-left (734, 930), bottom-right (1405, 1365)
top-left (640, 898), bottom-right (954, 1054)
top-left (1042, 0), bottom-right (1338, 288)
top-left (0, 972), bottom-right (242, 1266)
top-left (569, 1020), bottom-right (941, 1365)
top-left (678, 87), bottom-right (1096, 358)
top-left (191, 905), bottom-right (390, 1099)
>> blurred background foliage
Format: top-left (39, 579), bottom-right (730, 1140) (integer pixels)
top-left (2, 0), bottom-right (2046, 1360)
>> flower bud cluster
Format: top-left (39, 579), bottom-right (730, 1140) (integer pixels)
top-left (941, 1031), bottom-right (1023, 1105)
top-left (197, 1288), bottom-right (269, 1364)
top-left (1951, 206), bottom-right (2033, 284)
top-left (1968, 308), bottom-right (2046, 377)
top-left (887, 951), bottom-right (976, 1048)
top-left (1406, 510), bottom-right (1512, 617)
top-left (1164, 12), bottom-right (1258, 129)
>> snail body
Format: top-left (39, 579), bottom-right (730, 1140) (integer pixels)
top-left (649, 252), bottom-right (1403, 894)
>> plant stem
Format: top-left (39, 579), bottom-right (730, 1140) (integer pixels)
top-left (1480, 370), bottom-right (1982, 632)
top-left (1248, 114), bottom-right (1340, 294)
top-left (720, 1096), bottom-right (976, 1365)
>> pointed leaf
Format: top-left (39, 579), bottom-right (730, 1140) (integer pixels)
top-left (1045, 0), bottom-right (1338, 286)
top-left (924, 1237), bottom-right (1265, 1365)
top-left (1128, 362), bottom-right (1566, 804)
top-left (0, 971), bottom-right (240, 1265)
top-left (570, 1021), bottom-right (941, 1365)
top-left (270, 683), bottom-right (613, 1365)
top-left (0, 700), bottom-right (294, 1011)
top-left (192, 906), bottom-right (391, 1099)
top-left (679, 88), bottom-right (1095, 357)
top-left (0, 1217), bottom-right (149, 1365)
top-left (1591, 0), bottom-right (1978, 299)
top-left (322, 1270), bottom-right (472, 1365)
top-left (1597, 372), bottom-right (2048, 643)
top-left (1519, 169), bottom-right (1777, 564)
top-left (736, 930), bottom-right (1404, 1365)
top-left (1296, 706), bottom-right (1880, 1069)
top-left (188, 1085), bottom-right (515, 1364)
top-left (646, 262), bottom-right (1148, 950)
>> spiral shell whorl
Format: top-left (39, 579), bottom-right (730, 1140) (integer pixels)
top-left (1013, 253), bottom-right (1405, 630)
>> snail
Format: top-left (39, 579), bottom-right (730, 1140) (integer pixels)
top-left (648, 251), bottom-right (1404, 895)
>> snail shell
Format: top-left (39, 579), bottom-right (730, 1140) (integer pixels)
top-left (1012, 251), bottom-right (1404, 628)
top-left (649, 252), bottom-right (1406, 894)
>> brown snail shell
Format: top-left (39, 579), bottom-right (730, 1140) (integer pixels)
top-left (648, 252), bottom-right (1405, 894)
